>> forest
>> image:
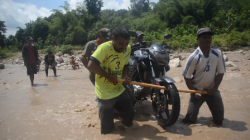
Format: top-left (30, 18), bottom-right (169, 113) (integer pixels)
top-left (0, 0), bottom-right (250, 59)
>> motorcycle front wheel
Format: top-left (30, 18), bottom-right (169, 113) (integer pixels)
top-left (151, 83), bottom-right (180, 127)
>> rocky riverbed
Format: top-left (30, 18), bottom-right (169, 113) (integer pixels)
top-left (0, 49), bottom-right (250, 140)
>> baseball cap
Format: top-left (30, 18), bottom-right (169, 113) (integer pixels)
top-left (99, 28), bottom-right (111, 40)
top-left (26, 36), bottom-right (33, 40)
top-left (136, 31), bottom-right (143, 37)
top-left (197, 28), bottom-right (214, 36)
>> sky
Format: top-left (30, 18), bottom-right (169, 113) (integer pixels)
top-left (0, 0), bottom-right (159, 37)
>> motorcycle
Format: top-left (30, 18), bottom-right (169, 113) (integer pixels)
top-left (127, 31), bottom-right (180, 126)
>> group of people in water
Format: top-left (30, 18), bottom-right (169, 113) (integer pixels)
top-left (22, 26), bottom-right (225, 135)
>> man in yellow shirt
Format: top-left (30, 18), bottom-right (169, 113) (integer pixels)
top-left (88, 26), bottom-right (134, 134)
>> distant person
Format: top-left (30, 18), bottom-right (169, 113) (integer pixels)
top-left (70, 56), bottom-right (79, 69)
top-left (131, 31), bottom-right (144, 47)
top-left (44, 51), bottom-right (57, 77)
top-left (56, 56), bottom-right (64, 63)
top-left (81, 28), bottom-right (111, 85)
top-left (182, 28), bottom-right (226, 125)
top-left (22, 36), bottom-right (40, 86)
top-left (87, 26), bottom-right (134, 134)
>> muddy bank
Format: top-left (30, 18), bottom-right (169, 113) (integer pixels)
top-left (0, 50), bottom-right (250, 140)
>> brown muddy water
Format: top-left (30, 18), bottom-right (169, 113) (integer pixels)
top-left (0, 51), bottom-right (250, 140)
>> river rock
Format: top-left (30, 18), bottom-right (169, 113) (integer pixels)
top-left (225, 61), bottom-right (237, 67)
top-left (169, 58), bottom-right (181, 67)
top-left (223, 54), bottom-right (228, 62)
top-left (15, 59), bottom-right (20, 64)
top-left (56, 52), bottom-right (63, 56)
top-left (173, 77), bottom-right (183, 83)
top-left (63, 54), bottom-right (69, 58)
top-left (0, 63), bottom-right (5, 69)
top-left (244, 55), bottom-right (250, 60)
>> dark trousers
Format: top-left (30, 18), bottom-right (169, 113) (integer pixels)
top-left (184, 90), bottom-right (224, 123)
top-left (97, 88), bottom-right (134, 134)
top-left (45, 63), bottom-right (56, 75)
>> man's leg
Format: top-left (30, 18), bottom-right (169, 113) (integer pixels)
top-left (114, 89), bottom-right (134, 127)
top-left (206, 90), bottom-right (224, 125)
top-left (45, 64), bottom-right (49, 77)
top-left (52, 64), bottom-right (57, 76)
top-left (30, 74), bottom-right (34, 86)
top-left (183, 94), bottom-right (206, 123)
top-left (97, 97), bottom-right (116, 134)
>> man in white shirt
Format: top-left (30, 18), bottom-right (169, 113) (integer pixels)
top-left (182, 28), bottom-right (226, 125)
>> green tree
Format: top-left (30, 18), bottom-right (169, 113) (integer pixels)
top-left (32, 17), bottom-right (49, 48)
top-left (84, 0), bottom-right (103, 21)
top-left (0, 21), bottom-right (7, 47)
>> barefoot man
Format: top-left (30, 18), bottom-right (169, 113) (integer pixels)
top-left (22, 36), bottom-right (40, 86)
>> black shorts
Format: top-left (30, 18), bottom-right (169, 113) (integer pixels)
top-left (27, 64), bottom-right (37, 75)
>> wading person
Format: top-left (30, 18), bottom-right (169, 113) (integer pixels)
top-left (44, 51), bottom-right (57, 77)
top-left (22, 36), bottom-right (40, 86)
top-left (81, 28), bottom-right (111, 85)
top-left (182, 28), bottom-right (226, 125)
top-left (87, 26), bottom-right (134, 134)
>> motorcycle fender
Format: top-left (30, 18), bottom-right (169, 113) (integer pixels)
top-left (155, 76), bottom-right (175, 84)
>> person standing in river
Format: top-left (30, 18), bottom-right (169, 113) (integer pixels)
top-left (22, 36), bottom-right (40, 86)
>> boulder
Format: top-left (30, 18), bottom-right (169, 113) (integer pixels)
top-left (56, 52), bottom-right (63, 56)
top-left (63, 54), bottom-right (69, 58)
top-left (244, 55), bottom-right (250, 60)
top-left (169, 58), bottom-right (182, 67)
top-left (0, 63), bottom-right (5, 69)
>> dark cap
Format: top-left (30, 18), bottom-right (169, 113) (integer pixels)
top-left (26, 36), bottom-right (33, 40)
top-left (99, 28), bottom-right (111, 40)
top-left (136, 31), bottom-right (143, 37)
top-left (197, 28), bottom-right (214, 36)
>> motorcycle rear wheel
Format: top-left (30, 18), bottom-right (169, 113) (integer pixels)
top-left (152, 83), bottom-right (180, 126)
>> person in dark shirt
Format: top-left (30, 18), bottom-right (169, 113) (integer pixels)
top-left (22, 36), bottom-right (40, 86)
top-left (44, 51), bottom-right (57, 77)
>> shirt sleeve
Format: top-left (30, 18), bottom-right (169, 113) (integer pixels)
top-left (182, 53), bottom-right (198, 79)
top-left (91, 44), bottom-right (107, 65)
top-left (82, 41), bottom-right (94, 57)
top-left (217, 50), bottom-right (226, 74)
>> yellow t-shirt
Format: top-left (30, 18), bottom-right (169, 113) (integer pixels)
top-left (91, 41), bottom-right (131, 100)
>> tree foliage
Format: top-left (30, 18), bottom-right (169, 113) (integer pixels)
top-left (0, 0), bottom-right (249, 53)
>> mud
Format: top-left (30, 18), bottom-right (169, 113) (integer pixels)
top-left (0, 50), bottom-right (250, 140)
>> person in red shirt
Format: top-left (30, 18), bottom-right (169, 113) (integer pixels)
top-left (22, 36), bottom-right (40, 86)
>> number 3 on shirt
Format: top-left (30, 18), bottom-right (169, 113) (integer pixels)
top-left (204, 65), bottom-right (210, 72)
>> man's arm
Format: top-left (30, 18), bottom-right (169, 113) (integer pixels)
top-left (22, 46), bottom-right (27, 66)
top-left (122, 65), bottom-right (131, 85)
top-left (87, 59), bottom-right (117, 83)
top-left (80, 56), bottom-right (88, 68)
top-left (81, 41), bottom-right (94, 68)
top-left (206, 73), bottom-right (224, 95)
top-left (184, 78), bottom-right (196, 90)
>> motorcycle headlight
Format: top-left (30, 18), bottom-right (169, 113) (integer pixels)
top-left (153, 52), bottom-right (169, 65)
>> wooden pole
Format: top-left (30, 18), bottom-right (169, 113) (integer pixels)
top-left (118, 79), bottom-right (207, 94)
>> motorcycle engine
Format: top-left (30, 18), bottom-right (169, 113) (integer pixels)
top-left (133, 85), bottom-right (143, 97)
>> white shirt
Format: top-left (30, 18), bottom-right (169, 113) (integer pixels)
top-left (182, 47), bottom-right (226, 90)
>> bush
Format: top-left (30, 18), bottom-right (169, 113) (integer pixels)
top-left (225, 30), bottom-right (250, 50)
top-left (59, 45), bottom-right (73, 54)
